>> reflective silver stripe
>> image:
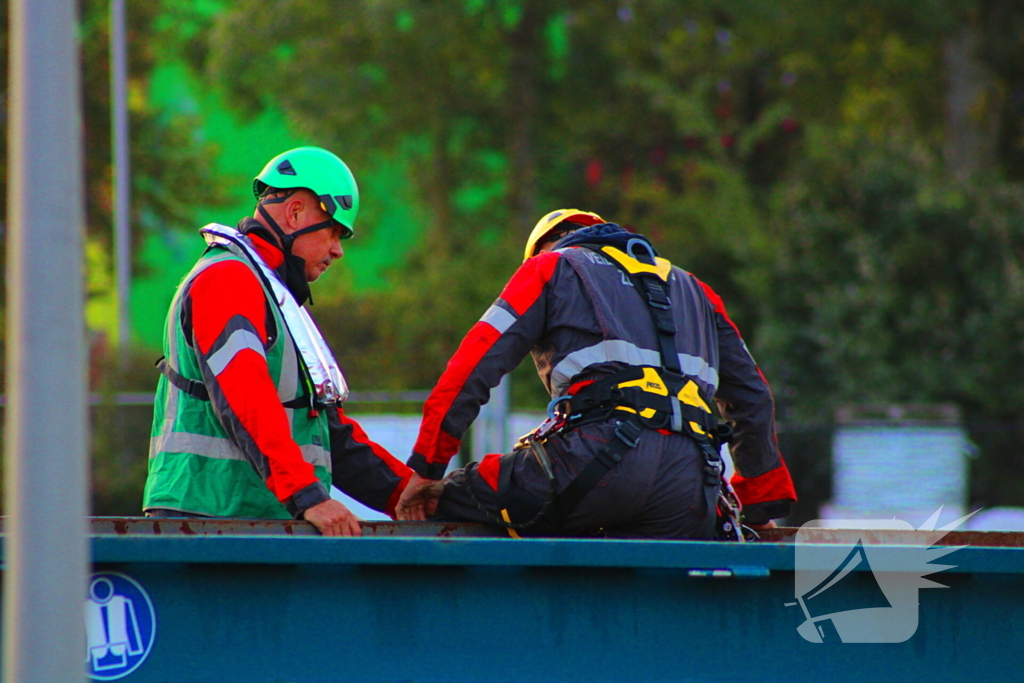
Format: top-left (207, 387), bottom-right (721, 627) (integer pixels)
top-left (550, 341), bottom-right (657, 392)
top-left (678, 354), bottom-right (718, 389)
top-left (549, 340), bottom-right (719, 394)
top-left (298, 444), bottom-right (332, 469)
top-left (151, 432), bottom-right (238, 460)
top-left (151, 432), bottom-right (331, 469)
top-left (480, 304), bottom-right (518, 334)
top-left (207, 328), bottom-right (266, 376)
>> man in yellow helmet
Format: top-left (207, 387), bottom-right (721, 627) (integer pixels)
top-left (521, 208), bottom-right (606, 261)
top-left (396, 209), bottom-right (795, 538)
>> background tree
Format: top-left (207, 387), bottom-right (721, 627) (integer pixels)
top-left (6, 0), bottom-right (1024, 516)
top-left (0, 0), bottom-right (234, 513)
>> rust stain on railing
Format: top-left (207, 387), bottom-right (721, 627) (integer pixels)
top-left (758, 526), bottom-right (1024, 547)
top-left (84, 517), bottom-right (502, 538)
top-left (6, 518), bottom-right (1020, 547)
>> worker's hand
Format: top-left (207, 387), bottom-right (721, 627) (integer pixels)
top-left (747, 519), bottom-right (777, 531)
top-left (394, 473), bottom-right (445, 521)
top-left (303, 499), bottom-right (363, 537)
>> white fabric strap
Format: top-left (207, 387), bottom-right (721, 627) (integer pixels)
top-left (199, 223), bottom-right (350, 405)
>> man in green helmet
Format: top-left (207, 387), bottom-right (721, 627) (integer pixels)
top-left (144, 147), bottom-right (413, 535)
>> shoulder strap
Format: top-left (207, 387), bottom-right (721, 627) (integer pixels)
top-left (199, 224), bottom-right (348, 407)
top-left (156, 357), bottom-right (209, 401)
top-left (155, 356), bottom-right (314, 409)
top-left (577, 241), bottom-right (682, 374)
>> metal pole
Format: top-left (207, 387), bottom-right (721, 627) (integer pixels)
top-left (4, 0), bottom-right (89, 682)
top-left (111, 0), bottom-right (131, 354)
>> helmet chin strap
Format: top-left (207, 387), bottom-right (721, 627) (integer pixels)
top-left (250, 201), bottom-right (323, 307)
top-left (288, 218), bottom-right (338, 240)
top-left (257, 201), bottom-right (297, 251)
top-left (257, 197), bottom-right (338, 253)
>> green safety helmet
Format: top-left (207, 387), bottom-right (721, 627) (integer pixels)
top-left (253, 146), bottom-right (359, 239)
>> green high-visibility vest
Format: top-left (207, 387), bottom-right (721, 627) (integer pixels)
top-left (143, 246), bottom-right (331, 518)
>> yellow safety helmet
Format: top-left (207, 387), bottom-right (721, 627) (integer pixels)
top-left (523, 208), bottom-right (605, 261)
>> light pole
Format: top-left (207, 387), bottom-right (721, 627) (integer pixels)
top-left (3, 0), bottom-right (89, 681)
top-left (111, 0), bottom-right (131, 356)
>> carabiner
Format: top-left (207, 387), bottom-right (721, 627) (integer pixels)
top-left (547, 394), bottom-right (570, 420)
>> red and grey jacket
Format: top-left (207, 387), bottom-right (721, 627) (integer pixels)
top-left (179, 225), bottom-right (412, 517)
top-left (409, 239), bottom-right (796, 522)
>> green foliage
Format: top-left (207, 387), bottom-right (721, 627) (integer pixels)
top-left (196, 0), bottom-right (560, 403)
top-left (13, 0), bottom-right (1024, 510)
top-left (759, 130), bottom-right (1024, 420)
top-left (89, 351), bottom-right (161, 515)
top-left (315, 235), bottom-right (521, 391)
top-left (190, 0), bottom-right (1024, 424)
top-left (77, 0), bottom-right (234, 257)
top-left (755, 127), bottom-right (1024, 509)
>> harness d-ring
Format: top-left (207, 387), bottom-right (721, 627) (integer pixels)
top-left (626, 237), bottom-right (657, 263)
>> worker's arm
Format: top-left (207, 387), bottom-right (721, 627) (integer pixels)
top-left (407, 252), bottom-right (559, 479)
top-left (328, 407), bottom-right (413, 519)
top-left (398, 252), bottom-right (561, 519)
top-left (188, 261), bottom-right (358, 535)
top-left (697, 280), bottom-right (796, 525)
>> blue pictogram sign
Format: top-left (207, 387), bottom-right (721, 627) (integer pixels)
top-left (85, 572), bottom-right (156, 680)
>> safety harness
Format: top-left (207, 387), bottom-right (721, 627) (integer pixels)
top-left (504, 238), bottom-right (748, 539)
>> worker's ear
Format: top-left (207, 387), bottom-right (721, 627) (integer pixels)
top-left (283, 193), bottom-right (308, 230)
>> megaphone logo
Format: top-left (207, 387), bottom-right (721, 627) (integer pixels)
top-left (788, 508), bottom-right (975, 643)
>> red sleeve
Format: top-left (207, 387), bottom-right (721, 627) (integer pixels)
top-left (696, 279), bottom-right (796, 520)
top-left (190, 261), bottom-right (322, 507)
top-left (409, 251), bottom-right (561, 479)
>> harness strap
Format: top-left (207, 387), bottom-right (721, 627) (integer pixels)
top-left (156, 357), bottom-right (209, 401)
top-left (635, 277), bottom-right (682, 375)
top-left (599, 242), bottom-right (682, 376)
top-left (548, 241), bottom-right (723, 538)
top-left (551, 417), bottom-right (642, 520)
top-left (602, 244), bottom-right (722, 539)
top-left (566, 390), bottom-right (708, 436)
top-left (156, 356), bottom-right (316, 410)
top-left (694, 428), bottom-right (725, 539)
top-left (557, 367), bottom-right (722, 537)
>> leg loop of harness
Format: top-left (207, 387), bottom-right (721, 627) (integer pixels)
top-left (464, 435), bottom-right (558, 534)
top-left (613, 418), bottom-right (642, 449)
top-left (553, 366), bottom-right (742, 539)
top-left (550, 415), bottom-right (643, 521)
top-left (696, 436), bottom-right (724, 539)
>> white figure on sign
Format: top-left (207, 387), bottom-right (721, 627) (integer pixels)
top-left (85, 577), bottom-right (144, 672)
